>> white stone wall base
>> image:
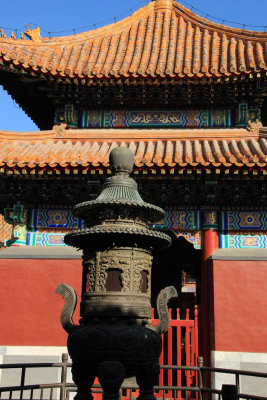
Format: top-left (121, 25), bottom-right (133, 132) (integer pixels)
top-left (0, 345), bottom-right (71, 396)
top-left (0, 345), bottom-right (67, 357)
top-left (211, 351), bottom-right (267, 398)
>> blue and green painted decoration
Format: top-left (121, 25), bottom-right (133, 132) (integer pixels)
top-left (26, 209), bottom-right (83, 246)
top-left (3, 206), bottom-right (267, 249)
top-left (175, 231), bottom-right (201, 249)
top-left (28, 209), bottom-right (83, 230)
top-left (81, 110), bottom-right (232, 129)
top-left (235, 101), bottom-right (261, 127)
top-left (220, 233), bottom-right (267, 249)
top-left (3, 204), bottom-right (27, 246)
top-left (54, 102), bottom-right (260, 129)
top-left (54, 104), bottom-right (78, 128)
top-left (152, 209), bottom-right (200, 230)
top-left (220, 211), bottom-right (267, 231)
top-left (27, 232), bottom-right (67, 246)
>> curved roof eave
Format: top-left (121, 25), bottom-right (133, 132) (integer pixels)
top-left (0, 126), bottom-right (266, 170)
top-left (0, 0), bottom-right (266, 80)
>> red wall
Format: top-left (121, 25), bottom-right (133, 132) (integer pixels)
top-left (0, 259), bottom-right (82, 346)
top-left (2, 257), bottom-right (267, 353)
top-left (211, 259), bottom-right (267, 353)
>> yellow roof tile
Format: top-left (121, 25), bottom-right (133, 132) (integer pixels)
top-left (0, 127), bottom-right (266, 169)
top-left (0, 0), bottom-right (266, 80)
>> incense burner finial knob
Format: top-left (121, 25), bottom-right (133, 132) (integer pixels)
top-left (109, 147), bottom-right (134, 174)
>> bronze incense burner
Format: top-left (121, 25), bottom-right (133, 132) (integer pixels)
top-left (57, 147), bottom-right (177, 400)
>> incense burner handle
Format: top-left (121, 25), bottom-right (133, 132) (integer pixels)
top-left (150, 286), bottom-right (178, 335)
top-left (56, 283), bottom-right (77, 333)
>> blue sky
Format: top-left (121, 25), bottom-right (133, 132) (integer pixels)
top-left (0, 0), bottom-right (266, 131)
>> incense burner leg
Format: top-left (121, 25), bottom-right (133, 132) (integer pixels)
top-left (97, 361), bottom-right (125, 400)
top-left (72, 363), bottom-right (95, 400)
top-left (136, 364), bottom-right (160, 400)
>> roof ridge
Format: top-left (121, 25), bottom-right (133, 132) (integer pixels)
top-left (173, 1), bottom-right (267, 39)
top-left (0, 127), bottom-right (261, 142)
top-left (1, 0), bottom-right (267, 46)
top-left (153, 0), bottom-right (174, 11)
top-left (3, 2), bottom-right (153, 45)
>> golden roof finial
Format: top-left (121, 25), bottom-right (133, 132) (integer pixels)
top-left (10, 31), bottom-right (16, 39)
top-left (24, 24), bottom-right (42, 42)
top-left (20, 32), bottom-right (26, 40)
top-left (0, 29), bottom-right (7, 38)
top-left (153, 0), bottom-right (173, 11)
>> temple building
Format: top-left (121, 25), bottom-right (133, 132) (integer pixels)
top-left (0, 0), bottom-right (267, 394)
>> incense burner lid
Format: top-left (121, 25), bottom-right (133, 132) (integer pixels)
top-left (64, 224), bottom-right (171, 249)
top-left (72, 146), bottom-right (166, 224)
top-left (72, 199), bottom-right (165, 225)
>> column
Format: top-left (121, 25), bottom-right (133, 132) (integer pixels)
top-left (200, 210), bottom-right (219, 367)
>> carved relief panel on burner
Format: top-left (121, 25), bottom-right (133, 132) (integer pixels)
top-left (133, 256), bottom-right (152, 294)
top-left (82, 249), bottom-right (152, 295)
top-left (82, 256), bottom-right (96, 293)
top-left (98, 256), bottom-right (131, 292)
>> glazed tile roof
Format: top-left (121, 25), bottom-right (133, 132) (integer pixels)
top-left (0, 127), bottom-right (266, 169)
top-left (0, 0), bottom-right (267, 80)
